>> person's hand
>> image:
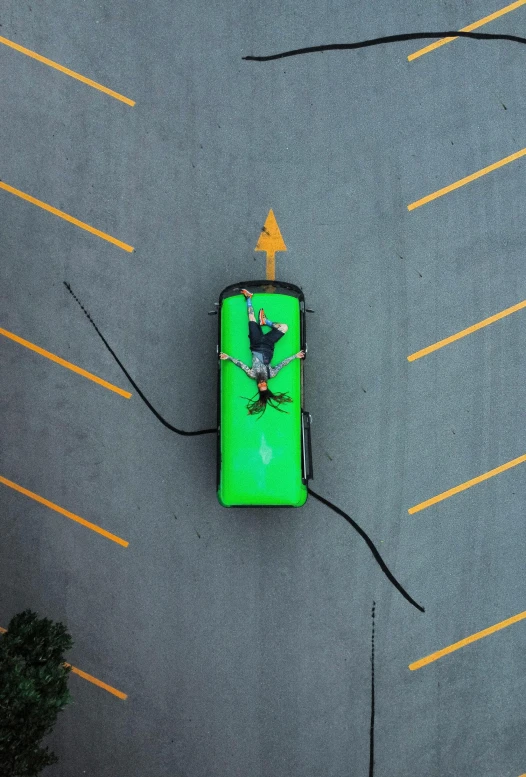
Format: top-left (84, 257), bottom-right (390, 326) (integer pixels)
top-left (296, 350), bottom-right (305, 359)
top-left (219, 352), bottom-right (229, 360)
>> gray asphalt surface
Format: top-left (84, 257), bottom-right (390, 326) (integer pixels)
top-left (1, 1), bottom-right (526, 775)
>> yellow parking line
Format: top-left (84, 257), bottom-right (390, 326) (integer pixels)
top-left (0, 475), bottom-right (129, 547)
top-left (409, 609), bottom-right (526, 669)
top-left (407, 299), bottom-right (526, 361)
top-left (0, 34), bottom-right (135, 105)
top-left (65, 664), bottom-right (127, 699)
top-left (408, 0), bottom-right (526, 60)
top-left (0, 181), bottom-right (134, 252)
top-left (0, 326), bottom-right (131, 398)
top-left (0, 628), bottom-right (126, 698)
top-left (409, 453), bottom-right (526, 514)
top-left (408, 146), bottom-right (526, 210)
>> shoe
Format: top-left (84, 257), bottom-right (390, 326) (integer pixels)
top-left (259, 308), bottom-right (267, 326)
top-left (240, 288), bottom-right (253, 298)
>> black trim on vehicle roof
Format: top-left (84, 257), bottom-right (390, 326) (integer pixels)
top-left (218, 280), bottom-right (304, 301)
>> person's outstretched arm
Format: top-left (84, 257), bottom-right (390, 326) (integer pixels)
top-left (269, 350), bottom-right (305, 377)
top-left (220, 352), bottom-right (255, 378)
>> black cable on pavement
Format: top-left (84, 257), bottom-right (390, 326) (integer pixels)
top-left (308, 487), bottom-right (425, 613)
top-left (243, 30), bottom-right (526, 61)
top-left (65, 281), bottom-right (423, 609)
top-left (369, 601), bottom-right (376, 777)
top-left (63, 282), bottom-right (217, 437)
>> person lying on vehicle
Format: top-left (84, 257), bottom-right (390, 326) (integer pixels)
top-left (219, 289), bottom-right (305, 417)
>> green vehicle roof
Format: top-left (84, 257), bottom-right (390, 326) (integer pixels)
top-left (218, 291), bottom-right (307, 507)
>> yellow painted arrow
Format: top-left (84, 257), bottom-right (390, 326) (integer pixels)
top-left (255, 209), bottom-right (287, 280)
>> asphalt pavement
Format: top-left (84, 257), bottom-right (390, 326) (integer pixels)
top-left (1, 0), bottom-right (526, 775)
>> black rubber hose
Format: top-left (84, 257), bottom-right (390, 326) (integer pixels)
top-left (63, 282), bottom-right (217, 436)
top-left (308, 487), bottom-right (425, 612)
top-left (65, 283), bottom-right (423, 607)
top-left (243, 30), bottom-right (526, 61)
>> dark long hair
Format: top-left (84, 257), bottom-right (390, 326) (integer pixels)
top-left (242, 387), bottom-right (293, 418)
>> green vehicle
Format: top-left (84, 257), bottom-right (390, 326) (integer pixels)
top-left (216, 280), bottom-right (313, 507)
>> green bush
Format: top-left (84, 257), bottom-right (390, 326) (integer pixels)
top-left (0, 610), bottom-right (73, 776)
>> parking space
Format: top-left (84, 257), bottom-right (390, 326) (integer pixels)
top-left (1, 0), bottom-right (526, 775)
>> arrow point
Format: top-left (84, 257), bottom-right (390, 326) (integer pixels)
top-left (255, 209), bottom-right (287, 253)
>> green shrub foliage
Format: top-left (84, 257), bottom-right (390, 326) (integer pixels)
top-left (0, 610), bottom-right (73, 776)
